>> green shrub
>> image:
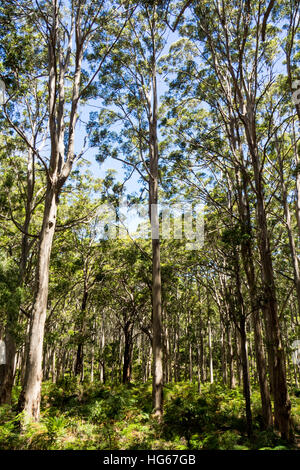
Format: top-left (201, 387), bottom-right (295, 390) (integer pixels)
top-left (44, 415), bottom-right (68, 443)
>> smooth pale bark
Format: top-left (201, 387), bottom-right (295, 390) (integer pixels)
top-left (18, 187), bottom-right (58, 420)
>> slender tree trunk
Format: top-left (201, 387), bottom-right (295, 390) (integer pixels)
top-left (189, 340), bottom-right (193, 382)
top-left (165, 325), bottom-right (171, 384)
top-left (75, 289), bottom-right (88, 378)
top-left (207, 291), bottom-right (214, 384)
top-left (221, 322), bottom-right (227, 385)
top-left (21, 323), bottom-right (30, 386)
top-left (197, 345), bottom-right (201, 393)
top-left (240, 320), bottom-right (253, 437)
top-left (99, 327), bottom-right (105, 383)
top-left (174, 328), bottom-right (180, 382)
top-left (0, 331), bottom-right (16, 404)
top-left (208, 321), bottom-right (213, 384)
top-left (51, 350), bottom-right (56, 384)
top-left (294, 146), bottom-right (300, 238)
top-left (148, 43), bottom-right (163, 417)
top-left (90, 347), bottom-right (94, 383)
top-left (228, 327), bottom-right (235, 389)
top-left (122, 322), bottom-right (133, 384)
top-left (199, 315), bottom-right (205, 383)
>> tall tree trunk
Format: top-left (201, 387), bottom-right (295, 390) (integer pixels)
top-left (51, 350), bottom-right (56, 384)
top-left (250, 142), bottom-right (292, 439)
top-left (151, 232), bottom-right (163, 415)
top-left (199, 314), bottom-right (205, 383)
top-left (207, 293), bottom-right (213, 384)
top-left (18, 186), bottom-right (58, 421)
top-left (165, 325), bottom-right (171, 383)
top-left (197, 345), bottom-right (201, 393)
top-left (231, 246), bottom-right (253, 436)
top-left (16, 0), bottom-right (85, 421)
top-left (228, 326), bottom-right (235, 389)
top-left (240, 321), bottom-right (253, 437)
top-left (75, 289), bottom-right (88, 378)
top-left (99, 326), bottom-right (105, 383)
top-left (208, 318), bottom-right (213, 384)
top-left (236, 167), bottom-right (273, 429)
top-left (236, 329), bottom-right (242, 387)
top-left (189, 340), bottom-right (193, 382)
top-left (221, 324), bottom-right (227, 385)
top-left (149, 38), bottom-right (163, 417)
top-left (122, 322), bottom-right (133, 384)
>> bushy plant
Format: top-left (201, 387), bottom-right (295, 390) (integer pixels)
top-left (44, 415), bottom-right (68, 443)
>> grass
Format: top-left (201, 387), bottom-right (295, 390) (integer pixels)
top-left (0, 379), bottom-right (299, 450)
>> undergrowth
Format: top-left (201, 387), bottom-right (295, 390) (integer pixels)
top-left (0, 379), bottom-right (299, 450)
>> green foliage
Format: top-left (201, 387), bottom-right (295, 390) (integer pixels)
top-left (2, 381), bottom-right (298, 450)
top-left (44, 415), bottom-right (68, 444)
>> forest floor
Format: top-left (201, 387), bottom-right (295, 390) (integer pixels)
top-left (0, 380), bottom-right (299, 450)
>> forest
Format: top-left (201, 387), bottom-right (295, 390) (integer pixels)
top-left (0, 0), bottom-right (300, 452)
